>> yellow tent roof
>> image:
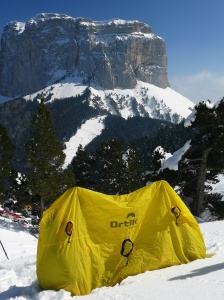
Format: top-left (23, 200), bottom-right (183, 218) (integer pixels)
top-left (36, 180), bottom-right (206, 296)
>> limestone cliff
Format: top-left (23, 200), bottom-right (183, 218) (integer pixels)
top-left (0, 13), bottom-right (169, 97)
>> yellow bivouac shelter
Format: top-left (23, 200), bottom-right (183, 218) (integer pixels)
top-left (36, 180), bottom-right (206, 296)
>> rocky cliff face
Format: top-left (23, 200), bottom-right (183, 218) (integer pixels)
top-left (0, 13), bottom-right (169, 97)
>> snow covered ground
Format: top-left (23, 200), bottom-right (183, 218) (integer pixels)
top-left (1, 195), bottom-right (224, 299)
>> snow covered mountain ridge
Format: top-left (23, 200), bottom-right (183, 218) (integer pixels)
top-left (0, 72), bottom-right (194, 169)
top-left (24, 74), bottom-right (194, 121)
top-left (21, 74), bottom-right (194, 167)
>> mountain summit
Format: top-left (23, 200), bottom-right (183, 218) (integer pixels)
top-left (0, 13), bottom-right (169, 97)
top-left (0, 14), bottom-right (194, 170)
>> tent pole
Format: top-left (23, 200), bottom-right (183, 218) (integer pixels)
top-left (0, 240), bottom-right (9, 260)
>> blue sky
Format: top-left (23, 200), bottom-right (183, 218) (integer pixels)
top-left (1, 0), bottom-right (224, 104)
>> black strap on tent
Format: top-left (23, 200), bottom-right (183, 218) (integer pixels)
top-left (65, 221), bottom-right (73, 243)
top-left (120, 239), bottom-right (134, 265)
top-left (171, 206), bottom-right (181, 225)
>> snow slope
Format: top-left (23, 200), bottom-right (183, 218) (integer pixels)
top-left (24, 76), bottom-right (194, 121)
top-left (63, 116), bottom-right (106, 167)
top-left (1, 175), bottom-right (224, 300)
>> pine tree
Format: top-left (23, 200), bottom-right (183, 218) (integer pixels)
top-left (7, 168), bottom-right (29, 208)
top-left (0, 124), bottom-right (16, 202)
top-left (71, 140), bottom-right (146, 195)
top-left (144, 99), bottom-right (224, 218)
top-left (178, 99), bottom-right (224, 216)
top-left (70, 144), bottom-right (94, 188)
top-left (120, 146), bottom-right (145, 194)
top-left (146, 146), bottom-right (177, 186)
top-left (93, 140), bottom-right (124, 194)
top-left (25, 98), bottom-right (75, 215)
top-left (151, 147), bottom-right (165, 172)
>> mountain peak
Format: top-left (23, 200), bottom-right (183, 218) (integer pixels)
top-left (0, 14), bottom-right (168, 97)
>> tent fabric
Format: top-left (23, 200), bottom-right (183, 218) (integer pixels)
top-left (36, 180), bottom-right (206, 296)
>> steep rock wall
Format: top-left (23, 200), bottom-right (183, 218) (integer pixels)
top-left (0, 13), bottom-right (169, 97)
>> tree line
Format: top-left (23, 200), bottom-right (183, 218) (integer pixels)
top-left (0, 98), bottom-right (75, 217)
top-left (148, 99), bottom-right (224, 218)
top-left (0, 97), bottom-right (224, 219)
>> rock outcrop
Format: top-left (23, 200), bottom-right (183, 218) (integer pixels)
top-left (0, 13), bottom-right (169, 97)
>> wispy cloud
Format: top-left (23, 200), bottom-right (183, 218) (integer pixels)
top-left (216, 76), bottom-right (224, 85)
top-left (169, 71), bottom-right (224, 103)
top-left (185, 71), bottom-right (213, 83)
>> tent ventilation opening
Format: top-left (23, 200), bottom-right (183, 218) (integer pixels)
top-left (171, 207), bottom-right (181, 225)
top-left (65, 221), bottom-right (73, 243)
top-left (120, 239), bottom-right (134, 265)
